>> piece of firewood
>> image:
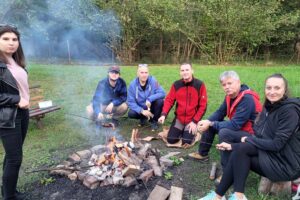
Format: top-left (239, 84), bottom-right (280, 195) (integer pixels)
top-left (258, 177), bottom-right (273, 194)
top-left (139, 169), bottom-right (154, 183)
top-left (169, 186), bottom-right (183, 200)
top-left (209, 162), bottom-right (217, 180)
top-left (147, 185), bottom-right (170, 200)
top-left (270, 181), bottom-right (291, 196)
top-left (122, 165), bottom-right (140, 176)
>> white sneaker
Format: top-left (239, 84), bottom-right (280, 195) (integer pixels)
top-left (228, 193), bottom-right (247, 200)
top-left (198, 190), bottom-right (226, 200)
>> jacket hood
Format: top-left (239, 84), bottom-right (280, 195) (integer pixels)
top-left (240, 84), bottom-right (250, 91)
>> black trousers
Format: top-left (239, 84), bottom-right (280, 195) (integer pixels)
top-left (198, 127), bottom-right (251, 168)
top-left (0, 108), bottom-right (29, 200)
top-left (216, 142), bottom-right (265, 196)
top-left (128, 98), bottom-right (164, 122)
top-left (166, 118), bottom-right (194, 145)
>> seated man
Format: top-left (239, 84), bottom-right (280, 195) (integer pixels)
top-left (158, 63), bottom-right (207, 145)
top-left (86, 65), bottom-right (128, 126)
top-left (189, 71), bottom-right (262, 168)
top-left (127, 64), bottom-right (165, 131)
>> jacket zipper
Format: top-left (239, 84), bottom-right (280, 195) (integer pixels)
top-left (2, 79), bottom-right (19, 91)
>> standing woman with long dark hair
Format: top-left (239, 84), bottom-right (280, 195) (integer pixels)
top-left (0, 24), bottom-right (29, 200)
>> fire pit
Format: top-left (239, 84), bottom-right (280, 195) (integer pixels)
top-left (50, 129), bottom-right (175, 189)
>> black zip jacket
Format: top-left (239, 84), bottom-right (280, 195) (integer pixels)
top-left (0, 61), bottom-right (20, 128)
top-left (246, 98), bottom-right (300, 181)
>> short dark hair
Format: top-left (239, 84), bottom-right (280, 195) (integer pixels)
top-left (0, 24), bottom-right (26, 68)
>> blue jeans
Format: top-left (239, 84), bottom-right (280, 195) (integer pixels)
top-left (0, 109), bottom-right (29, 200)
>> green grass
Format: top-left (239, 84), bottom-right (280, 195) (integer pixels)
top-left (0, 63), bottom-right (299, 199)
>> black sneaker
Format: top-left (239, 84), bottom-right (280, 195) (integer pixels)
top-left (138, 118), bottom-right (147, 127)
top-left (151, 121), bottom-right (159, 131)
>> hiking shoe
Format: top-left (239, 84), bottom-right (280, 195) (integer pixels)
top-left (228, 193), bottom-right (247, 200)
top-left (151, 121), bottom-right (159, 131)
top-left (188, 152), bottom-right (209, 162)
top-left (138, 118), bottom-right (147, 127)
top-left (198, 191), bottom-right (226, 200)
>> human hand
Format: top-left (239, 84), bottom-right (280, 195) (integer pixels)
top-left (141, 110), bottom-right (154, 119)
top-left (105, 103), bottom-right (114, 113)
top-left (18, 98), bottom-right (29, 109)
top-left (216, 142), bottom-right (232, 151)
top-left (241, 136), bottom-right (247, 143)
top-left (197, 119), bottom-right (211, 133)
top-left (145, 100), bottom-right (151, 110)
top-left (187, 121), bottom-right (197, 135)
top-left (158, 116), bottom-right (165, 124)
top-left (97, 113), bottom-right (104, 120)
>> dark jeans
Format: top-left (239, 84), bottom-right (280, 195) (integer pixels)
top-left (198, 127), bottom-right (251, 168)
top-left (0, 109), bottom-right (29, 200)
top-left (128, 98), bottom-right (164, 122)
top-left (216, 142), bottom-right (265, 196)
top-left (167, 118), bottom-right (194, 145)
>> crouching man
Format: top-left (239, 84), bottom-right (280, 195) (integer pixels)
top-left (158, 63), bottom-right (207, 145)
top-left (86, 65), bottom-right (128, 126)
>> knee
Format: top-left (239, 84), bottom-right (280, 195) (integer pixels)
top-left (115, 103), bottom-right (128, 116)
top-left (218, 128), bottom-right (231, 141)
top-left (128, 109), bottom-right (138, 118)
top-left (152, 99), bottom-right (164, 108)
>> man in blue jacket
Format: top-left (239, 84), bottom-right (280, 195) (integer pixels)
top-left (189, 71), bottom-right (262, 169)
top-left (127, 64), bottom-right (165, 131)
top-left (86, 65), bottom-right (128, 126)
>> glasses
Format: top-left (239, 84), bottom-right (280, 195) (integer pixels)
top-left (0, 24), bottom-right (18, 30)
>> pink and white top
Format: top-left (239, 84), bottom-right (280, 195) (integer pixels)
top-left (7, 60), bottom-right (30, 102)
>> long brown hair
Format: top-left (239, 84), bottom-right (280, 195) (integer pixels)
top-left (0, 25), bottom-right (26, 68)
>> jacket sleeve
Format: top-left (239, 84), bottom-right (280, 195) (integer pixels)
top-left (147, 78), bottom-right (165, 103)
top-left (161, 84), bottom-right (176, 117)
top-left (92, 81), bottom-right (103, 116)
top-left (0, 93), bottom-right (20, 106)
top-left (192, 83), bottom-right (207, 123)
top-left (246, 108), bottom-right (299, 151)
top-left (208, 99), bottom-right (227, 122)
top-left (112, 80), bottom-right (127, 106)
top-left (212, 94), bottom-right (255, 131)
top-left (127, 82), bottom-right (143, 114)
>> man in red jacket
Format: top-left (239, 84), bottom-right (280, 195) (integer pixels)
top-left (158, 63), bottom-right (207, 145)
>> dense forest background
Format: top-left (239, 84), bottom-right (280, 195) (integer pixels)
top-left (1, 0), bottom-right (300, 64)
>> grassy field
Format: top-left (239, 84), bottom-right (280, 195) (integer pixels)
top-left (0, 63), bottom-right (299, 199)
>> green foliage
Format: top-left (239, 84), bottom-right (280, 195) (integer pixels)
top-left (169, 156), bottom-right (183, 166)
top-left (40, 176), bottom-right (55, 186)
top-left (164, 171), bottom-right (173, 180)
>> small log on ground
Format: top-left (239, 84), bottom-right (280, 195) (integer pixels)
top-left (147, 185), bottom-right (170, 200)
top-left (258, 177), bottom-right (291, 196)
top-left (68, 172), bottom-right (78, 181)
top-left (68, 153), bottom-right (81, 163)
top-left (90, 145), bottom-right (106, 154)
top-left (83, 175), bottom-right (99, 189)
top-left (123, 175), bottom-right (138, 187)
top-left (139, 169), bottom-right (154, 183)
top-left (146, 156), bottom-right (162, 176)
top-left (122, 165), bottom-right (140, 176)
top-left (169, 186), bottom-right (183, 200)
top-left (76, 150), bottom-right (92, 159)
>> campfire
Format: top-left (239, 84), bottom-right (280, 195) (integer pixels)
top-left (50, 129), bottom-right (176, 189)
